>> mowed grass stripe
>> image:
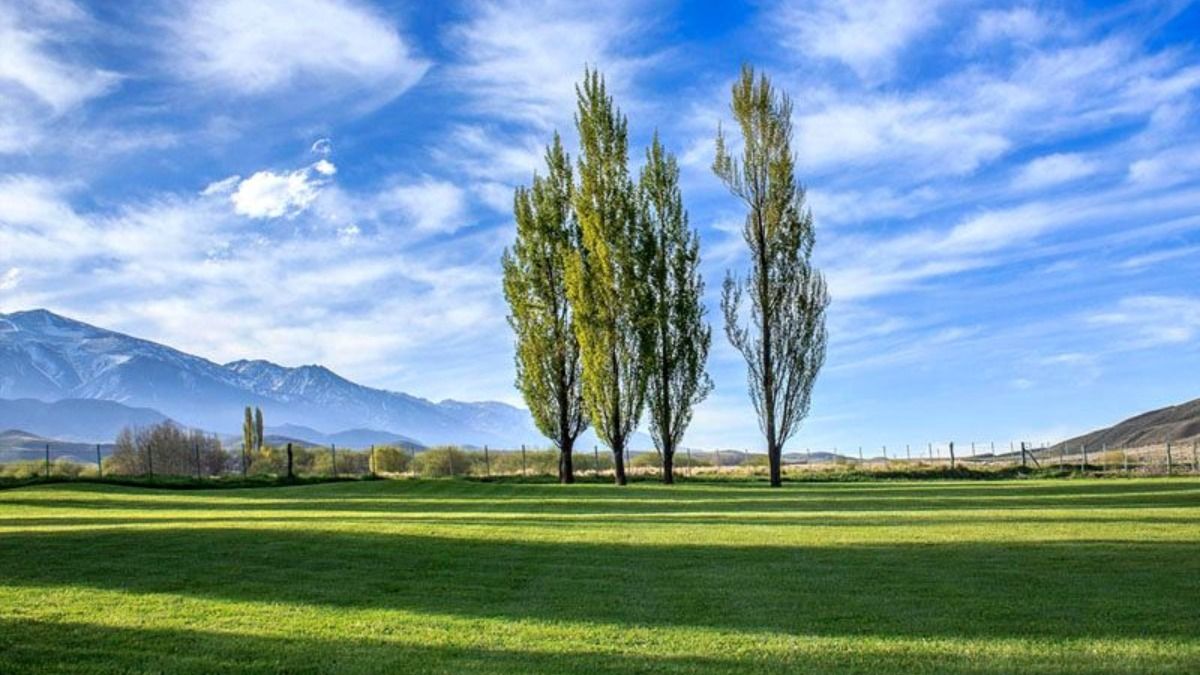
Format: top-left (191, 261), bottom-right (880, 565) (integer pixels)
top-left (1, 478), bottom-right (1197, 673)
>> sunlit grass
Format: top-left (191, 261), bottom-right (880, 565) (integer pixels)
top-left (1, 478), bottom-right (1198, 673)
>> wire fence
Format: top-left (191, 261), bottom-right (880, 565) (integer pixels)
top-left (2, 437), bottom-right (1199, 482)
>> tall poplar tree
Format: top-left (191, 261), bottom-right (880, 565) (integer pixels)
top-left (713, 65), bottom-right (829, 488)
top-left (254, 407), bottom-right (264, 453)
top-left (564, 69), bottom-right (647, 486)
top-left (502, 133), bottom-right (589, 484)
top-left (241, 405), bottom-right (254, 476)
top-left (639, 133), bottom-right (712, 484)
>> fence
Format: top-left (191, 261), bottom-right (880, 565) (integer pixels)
top-left (3, 438), bottom-right (1199, 482)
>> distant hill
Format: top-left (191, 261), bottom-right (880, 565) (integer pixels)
top-left (0, 429), bottom-right (115, 464)
top-left (0, 398), bottom-right (168, 442)
top-left (1045, 397), bottom-right (1200, 453)
top-left (0, 309), bottom-right (544, 446)
top-left (265, 424), bottom-right (424, 451)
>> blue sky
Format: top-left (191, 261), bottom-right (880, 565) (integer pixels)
top-left (1, 0), bottom-right (1198, 452)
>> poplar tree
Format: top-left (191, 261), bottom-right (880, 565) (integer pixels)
top-left (241, 405), bottom-right (253, 476)
top-left (639, 134), bottom-right (712, 484)
top-left (564, 69), bottom-right (647, 486)
top-left (254, 407), bottom-right (264, 453)
top-left (713, 65), bottom-right (829, 488)
top-left (502, 133), bottom-right (589, 484)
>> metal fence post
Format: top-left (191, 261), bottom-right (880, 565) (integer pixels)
top-left (1166, 441), bottom-right (1173, 475)
top-left (949, 441), bottom-right (956, 469)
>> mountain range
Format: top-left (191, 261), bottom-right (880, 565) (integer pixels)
top-left (1043, 396), bottom-right (1200, 453)
top-left (0, 309), bottom-right (545, 447)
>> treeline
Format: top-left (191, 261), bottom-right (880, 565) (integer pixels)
top-left (503, 65), bottom-right (828, 487)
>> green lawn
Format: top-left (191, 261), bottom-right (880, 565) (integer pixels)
top-left (1, 478), bottom-right (1198, 673)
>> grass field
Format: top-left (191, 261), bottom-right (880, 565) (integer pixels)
top-left (1, 478), bottom-right (1198, 673)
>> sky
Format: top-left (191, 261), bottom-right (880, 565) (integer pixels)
top-left (1, 0), bottom-right (1199, 453)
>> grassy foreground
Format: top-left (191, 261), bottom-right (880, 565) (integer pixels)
top-left (0, 478), bottom-right (1197, 673)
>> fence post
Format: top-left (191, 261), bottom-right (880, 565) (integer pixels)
top-left (971, 442), bottom-right (976, 458)
top-left (1081, 444), bottom-right (1087, 474)
top-left (521, 444), bottom-right (527, 477)
top-left (1021, 442), bottom-right (1027, 469)
top-left (483, 445), bottom-right (490, 477)
top-left (45, 443), bottom-right (50, 479)
top-left (686, 446), bottom-right (692, 478)
top-left (906, 444), bottom-right (910, 461)
top-left (331, 444), bottom-right (338, 478)
top-left (1102, 443), bottom-right (1108, 474)
top-left (594, 445), bottom-right (599, 477)
top-left (928, 442), bottom-right (933, 460)
top-left (949, 442), bottom-right (956, 469)
top-left (410, 446), bottom-right (416, 476)
top-left (148, 443), bottom-right (154, 478)
top-left (371, 445), bottom-right (377, 478)
top-left (96, 443), bottom-right (103, 478)
top-left (1166, 441), bottom-right (1173, 476)
top-left (1192, 440), bottom-right (1198, 474)
top-left (286, 443), bottom-right (294, 480)
top-left (715, 449), bottom-right (721, 472)
top-left (194, 442), bottom-right (201, 480)
top-left (1123, 447), bottom-right (1129, 474)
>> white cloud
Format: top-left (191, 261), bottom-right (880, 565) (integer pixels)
top-left (1087, 296), bottom-right (1200, 347)
top-left (168, 0), bottom-right (428, 102)
top-left (971, 7), bottom-right (1051, 47)
top-left (0, 0), bottom-right (118, 153)
top-left (776, 0), bottom-right (946, 81)
top-left (229, 161), bottom-right (336, 219)
top-left (374, 178), bottom-right (468, 234)
top-left (1013, 153), bottom-right (1099, 189)
top-left (446, 0), bottom-right (654, 131)
top-left (0, 267), bottom-right (21, 290)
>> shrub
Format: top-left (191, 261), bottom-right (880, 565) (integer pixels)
top-left (371, 446), bottom-right (413, 473)
top-left (415, 446), bottom-right (474, 477)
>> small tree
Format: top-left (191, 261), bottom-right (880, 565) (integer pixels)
top-left (713, 65), bottom-right (830, 487)
top-left (564, 69), bottom-right (649, 486)
top-left (503, 133), bottom-right (589, 484)
top-left (639, 133), bottom-right (712, 484)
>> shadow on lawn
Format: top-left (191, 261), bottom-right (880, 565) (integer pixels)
top-left (2, 616), bottom-right (1178, 675)
top-left (1, 526), bottom-right (1197, 641)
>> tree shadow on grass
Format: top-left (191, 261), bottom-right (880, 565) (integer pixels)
top-left (1, 527), bottom-right (1197, 642)
top-left (4, 616), bottom-right (1184, 675)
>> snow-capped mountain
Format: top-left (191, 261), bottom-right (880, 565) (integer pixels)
top-left (0, 309), bottom-right (542, 446)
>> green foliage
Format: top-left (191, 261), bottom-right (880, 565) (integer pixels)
top-left (564, 69), bottom-right (648, 482)
top-left (254, 407), bottom-right (264, 452)
top-left (639, 133), bottom-right (712, 479)
top-left (414, 446), bottom-right (474, 477)
top-left (502, 133), bottom-right (588, 481)
top-left (371, 446), bottom-right (412, 474)
top-left (714, 65), bottom-right (830, 486)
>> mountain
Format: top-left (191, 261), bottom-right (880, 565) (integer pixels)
top-left (0, 429), bottom-right (115, 464)
top-left (0, 397), bottom-right (169, 442)
top-left (1045, 397), bottom-right (1200, 453)
top-left (265, 424), bottom-right (424, 451)
top-left (0, 309), bottom-right (543, 447)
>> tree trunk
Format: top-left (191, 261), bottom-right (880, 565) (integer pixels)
top-left (559, 435), bottom-right (575, 484)
top-left (286, 442), bottom-right (294, 480)
top-left (612, 445), bottom-right (627, 486)
top-left (768, 441), bottom-right (782, 488)
top-left (662, 444), bottom-right (675, 485)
